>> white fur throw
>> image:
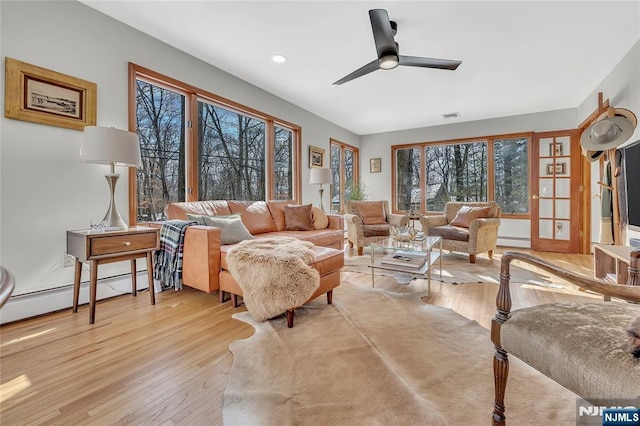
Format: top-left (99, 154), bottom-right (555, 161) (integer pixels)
top-left (226, 237), bottom-right (320, 322)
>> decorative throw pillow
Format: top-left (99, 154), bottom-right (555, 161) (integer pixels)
top-left (450, 206), bottom-right (491, 228)
top-left (284, 204), bottom-right (314, 231)
top-left (357, 201), bottom-right (386, 225)
top-left (187, 213), bottom-right (240, 225)
top-left (202, 214), bottom-right (254, 245)
top-left (311, 206), bottom-right (329, 229)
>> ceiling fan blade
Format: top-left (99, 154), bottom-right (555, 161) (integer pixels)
top-left (399, 55), bottom-right (462, 70)
top-left (369, 9), bottom-right (397, 58)
top-left (333, 59), bottom-right (380, 85)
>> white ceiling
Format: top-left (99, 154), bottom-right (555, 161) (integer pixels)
top-left (81, 1), bottom-right (640, 136)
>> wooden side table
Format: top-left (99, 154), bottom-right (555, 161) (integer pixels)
top-left (67, 226), bottom-right (160, 324)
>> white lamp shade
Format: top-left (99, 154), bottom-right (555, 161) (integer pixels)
top-left (309, 167), bottom-right (332, 185)
top-left (81, 126), bottom-right (142, 167)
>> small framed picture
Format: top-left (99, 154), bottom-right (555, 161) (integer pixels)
top-left (546, 162), bottom-right (566, 175)
top-left (4, 57), bottom-right (97, 131)
top-left (370, 157), bottom-right (381, 173)
top-left (549, 142), bottom-right (563, 157)
top-left (309, 145), bottom-right (325, 168)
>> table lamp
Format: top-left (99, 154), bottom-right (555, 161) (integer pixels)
top-left (309, 168), bottom-right (332, 212)
top-left (80, 126), bottom-right (141, 230)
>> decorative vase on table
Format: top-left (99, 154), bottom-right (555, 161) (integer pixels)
top-left (389, 226), bottom-right (416, 248)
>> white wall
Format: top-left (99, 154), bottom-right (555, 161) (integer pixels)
top-left (576, 40), bottom-right (640, 245)
top-left (0, 1), bottom-right (358, 320)
top-left (359, 108), bottom-right (577, 246)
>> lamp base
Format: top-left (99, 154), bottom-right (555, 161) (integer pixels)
top-left (102, 173), bottom-right (128, 231)
top-left (318, 187), bottom-right (325, 212)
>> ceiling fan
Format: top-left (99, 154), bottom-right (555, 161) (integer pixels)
top-left (333, 9), bottom-right (462, 85)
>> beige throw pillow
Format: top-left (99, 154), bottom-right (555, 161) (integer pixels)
top-left (311, 206), bottom-right (329, 229)
top-left (357, 202), bottom-right (386, 225)
top-left (202, 215), bottom-right (254, 245)
top-left (450, 206), bottom-right (491, 228)
top-left (284, 204), bottom-right (314, 231)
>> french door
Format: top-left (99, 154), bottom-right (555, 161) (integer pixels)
top-left (530, 130), bottom-right (582, 253)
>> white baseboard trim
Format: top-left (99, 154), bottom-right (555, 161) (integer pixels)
top-left (0, 272), bottom-right (150, 324)
top-left (497, 237), bottom-right (530, 249)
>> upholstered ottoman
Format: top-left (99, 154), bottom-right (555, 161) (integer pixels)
top-left (219, 240), bottom-right (343, 327)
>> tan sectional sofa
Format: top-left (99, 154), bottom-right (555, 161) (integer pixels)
top-left (163, 200), bottom-right (345, 294)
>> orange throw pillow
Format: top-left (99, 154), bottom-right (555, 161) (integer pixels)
top-left (357, 202), bottom-right (386, 225)
top-left (450, 206), bottom-right (491, 228)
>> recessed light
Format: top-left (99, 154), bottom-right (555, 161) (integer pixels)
top-left (271, 54), bottom-right (287, 63)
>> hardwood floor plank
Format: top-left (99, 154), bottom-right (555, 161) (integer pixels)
top-left (0, 246), bottom-right (613, 424)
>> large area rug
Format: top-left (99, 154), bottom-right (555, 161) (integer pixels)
top-left (223, 279), bottom-right (577, 425)
top-left (344, 250), bottom-right (564, 288)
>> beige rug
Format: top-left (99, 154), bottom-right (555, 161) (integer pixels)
top-left (344, 251), bottom-right (564, 288)
top-left (223, 280), bottom-right (577, 425)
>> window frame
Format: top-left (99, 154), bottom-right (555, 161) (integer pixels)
top-left (391, 132), bottom-right (532, 219)
top-left (329, 138), bottom-right (359, 213)
top-left (128, 63), bottom-right (301, 224)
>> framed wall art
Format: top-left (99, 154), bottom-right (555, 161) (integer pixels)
top-left (4, 57), bottom-right (97, 131)
top-left (309, 145), bottom-right (325, 168)
top-left (370, 157), bottom-right (381, 173)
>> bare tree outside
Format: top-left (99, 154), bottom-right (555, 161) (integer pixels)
top-left (494, 137), bottom-right (528, 214)
top-left (135, 80), bottom-right (186, 221)
top-left (197, 101), bottom-right (266, 201)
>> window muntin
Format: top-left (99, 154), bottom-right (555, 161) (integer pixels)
top-left (135, 79), bottom-right (186, 221)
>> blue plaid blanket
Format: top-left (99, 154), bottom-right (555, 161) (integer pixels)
top-left (154, 220), bottom-right (195, 292)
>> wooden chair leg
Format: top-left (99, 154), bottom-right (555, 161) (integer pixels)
top-left (219, 290), bottom-right (227, 303)
top-left (488, 250), bottom-right (494, 259)
top-left (231, 293), bottom-right (239, 308)
top-left (327, 290), bottom-right (333, 305)
top-left (357, 247), bottom-right (364, 256)
top-left (469, 254), bottom-right (477, 263)
top-left (492, 347), bottom-right (509, 426)
top-left (287, 309), bottom-right (295, 328)
top-left (348, 241), bottom-right (353, 248)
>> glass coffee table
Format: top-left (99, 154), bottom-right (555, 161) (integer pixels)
top-left (368, 236), bottom-right (442, 295)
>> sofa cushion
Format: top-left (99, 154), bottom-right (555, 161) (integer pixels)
top-left (363, 223), bottom-right (391, 237)
top-left (311, 207), bottom-right (329, 229)
top-left (267, 200), bottom-right (293, 231)
top-left (165, 200), bottom-right (231, 220)
top-left (428, 225), bottom-right (469, 242)
top-left (356, 201), bottom-right (387, 225)
top-left (228, 201), bottom-right (278, 235)
top-left (450, 206), bottom-right (491, 228)
top-left (202, 215), bottom-right (254, 245)
top-left (285, 204), bottom-right (314, 231)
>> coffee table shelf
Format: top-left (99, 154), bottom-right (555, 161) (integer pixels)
top-left (368, 236), bottom-right (442, 294)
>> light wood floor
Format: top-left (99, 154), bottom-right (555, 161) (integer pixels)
top-left (0, 247), bottom-right (600, 425)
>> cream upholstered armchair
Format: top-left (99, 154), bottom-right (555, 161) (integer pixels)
top-left (344, 200), bottom-right (409, 255)
top-left (420, 201), bottom-right (501, 263)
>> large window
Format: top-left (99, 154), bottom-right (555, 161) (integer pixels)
top-left (135, 80), bottom-right (187, 221)
top-left (130, 64), bottom-right (301, 222)
top-left (330, 138), bottom-right (359, 213)
top-left (393, 134), bottom-right (529, 216)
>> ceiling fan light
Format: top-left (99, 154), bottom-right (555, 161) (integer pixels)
top-left (379, 54), bottom-right (398, 70)
top-left (590, 119), bottom-right (621, 143)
